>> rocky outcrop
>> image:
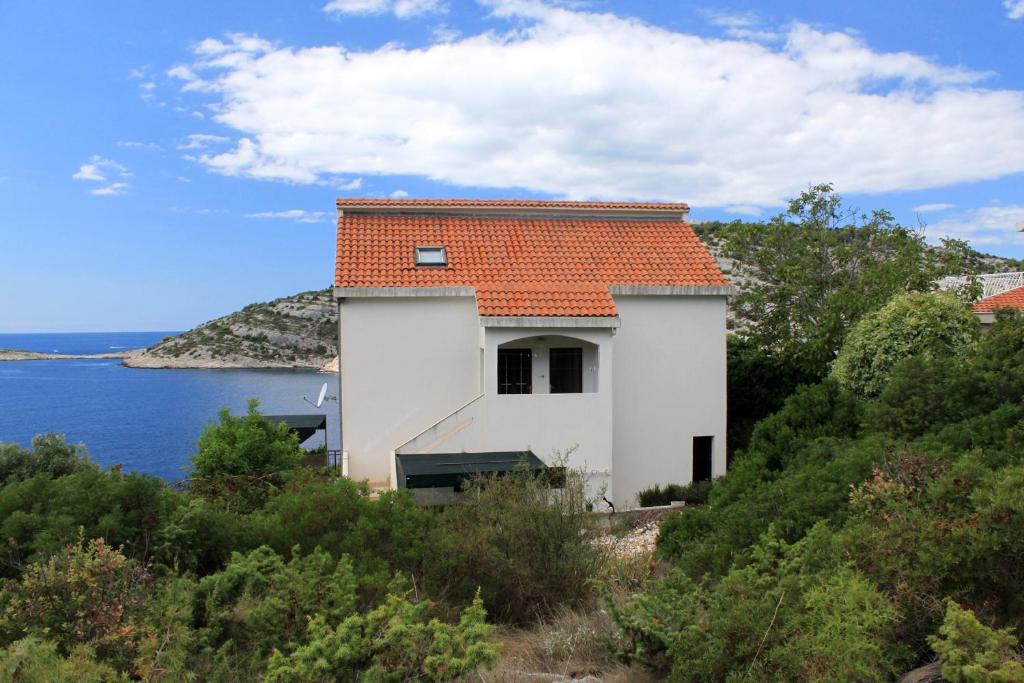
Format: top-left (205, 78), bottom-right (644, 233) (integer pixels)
top-left (124, 289), bottom-right (338, 370)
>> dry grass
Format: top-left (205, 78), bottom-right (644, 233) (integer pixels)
top-left (472, 606), bottom-right (662, 683)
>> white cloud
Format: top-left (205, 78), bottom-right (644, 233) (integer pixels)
top-left (177, 133), bottom-right (230, 150)
top-left (706, 11), bottom-right (780, 42)
top-left (927, 205), bottom-right (1024, 248)
top-left (723, 205), bottom-right (764, 217)
top-left (246, 209), bottom-right (328, 223)
top-left (338, 177), bottom-right (363, 190)
top-left (72, 163), bottom-right (105, 182)
top-left (171, 5), bottom-right (1024, 207)
top-left (431, 24), bottom-right (461, 43)
top-left (390, 189), bottom-right (410, 198)
top-left (1006, 1), bottom-right (1024, 19)
top-left (91, 182), bottom-right (129, 196)
top-left (72, 156), bottom-right (131, 193)
top-left (324, 0), bottom-right (444, 18)
top-left (116, 140), bottom-right (161, 151)
top-left (913, 202), bottom-right (956, 213)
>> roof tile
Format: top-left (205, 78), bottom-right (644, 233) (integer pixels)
top-left (335, 200), bottom-right (728, 317)
top-left (973, 285), bottom-right (1024, 313)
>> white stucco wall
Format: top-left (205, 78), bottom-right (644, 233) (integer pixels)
top-left (340, 292), bottom-right (727, 507)
top-left (611, 295), bottom-right (728, 507)
top-left (396, 327), bottom-right (615, 503)
top-left (338, 296), bottom-right (480, 485)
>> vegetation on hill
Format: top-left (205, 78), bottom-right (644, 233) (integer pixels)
top-left (127, 288), bottom-right (337, 368)
top-left (0, 416), bottom-right (610, 679)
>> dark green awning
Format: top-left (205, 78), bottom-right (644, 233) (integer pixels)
top-left (265, 414), bottom-right (327, 443)
top-left (395, 451), bottom-right (543, 490)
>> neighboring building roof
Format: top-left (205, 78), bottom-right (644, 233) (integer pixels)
top-left (335, 199), bottom-right (729, 317)
top-left (973, 285), bottom-right (1024, 313)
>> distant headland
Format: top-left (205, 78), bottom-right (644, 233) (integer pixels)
top-left (2, 288), bottom-right (340, 372)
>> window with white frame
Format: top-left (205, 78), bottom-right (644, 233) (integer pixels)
top-left (414, 246), bottom-right (447, 267)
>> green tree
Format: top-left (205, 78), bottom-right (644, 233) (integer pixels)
top-left (190, 399), bottom-right (304, 478)
top-left (723, 183), bottom-right (973, 376)
top-left (831, 291), bottom-right (979, 397)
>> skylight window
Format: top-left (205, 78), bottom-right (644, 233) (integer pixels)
top-left (414, 246), bottom-right (447, 267)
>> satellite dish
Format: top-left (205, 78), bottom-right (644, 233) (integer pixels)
top-left (304, 382), bottom-right (337, 409)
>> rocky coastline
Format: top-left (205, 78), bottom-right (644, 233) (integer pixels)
top-left (0, 349), bottom-right (138, 361)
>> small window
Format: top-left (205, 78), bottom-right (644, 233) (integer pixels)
top-left (414, 246), bottom-right (447, 267)
top-left (549, 347), bottom-right (583, 393)
top-left (693, 436), bottom-right (713, 482)
top-left (498, 348), bottom-right (532, 394)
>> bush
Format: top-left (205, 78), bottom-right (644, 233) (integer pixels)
top-left (263, 585), bottom-right (497, 682)
top-left (609, 526), bottom-right (903, 682)
top-left (0, 537), bottom-right (152, 672)
top-left (254, 476), bottom-right (437, 599)
top-left (727, 336), bottom-right (821, 457)
top-left (190, 399), bottom-right (304, 478)
top-left (436, 467), bottom-right (607, 624)
top-left (193, 546), bottom-right (358, 677)
top-left (636, 480), bottom-right (713, 508)
top-left (0, 638), bottom-right (126, 683)
top-left (0, 469), bottom-right (179, 578)
top-left (929, 600), bottom-right (1024, 683)
top-left (831, 291), bottom-right (979, 397)
top-left (0, 434), bottom-right (94, 486)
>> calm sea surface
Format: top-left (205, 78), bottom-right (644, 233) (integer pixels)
top-left (0, 332), bottom-right (340, 481)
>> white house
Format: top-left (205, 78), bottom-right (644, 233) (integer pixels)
top-left (334, 199), bottom-right (733, 508)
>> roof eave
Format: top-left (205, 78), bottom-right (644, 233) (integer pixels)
top-left (480, 315), bottom-right (621, 328)
top-left (337, 205), bottom-right (689, 221)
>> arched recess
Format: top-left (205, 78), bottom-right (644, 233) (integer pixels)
top-left (497, 334), bottom-right (599, 394)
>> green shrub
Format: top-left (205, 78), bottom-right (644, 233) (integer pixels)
top-left (0, 435), bottom-right (94, 486)
top-left (0, 638), bottom-right (127, 683)
top-left (194, 546), bottom-right (358, 674)
top-left (832, 291), bottom-right (979, 397)
top-left (0, 537), bottom-right (152, 672)
top-left (153, 497), bottom-right (258, 575)
top-left (190, 399), bottom-right (304, 478)
top-left (609, 526), bottom-right (903, 682)
top-left (436, 467), bottom-right (607, 624)
top-left (929, 600), bottom-right (1024, 683)
top-left (0, 469), bottom-right (179, 577)
top-left (726, 336), bottom-right (821, 456)
top-left (263, 585), bottom-right (497, 683)
top-left (255, 476), bottom-right (436, 599)
top-left (636, 480), bottom-right (713, 508)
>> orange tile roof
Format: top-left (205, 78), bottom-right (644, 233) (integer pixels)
top-left (973, 285), bottom-right (1024, 313)
top-left (476, 283), bottom-right (618, 317)
top-left (335, 199), bottom-right (728, 317)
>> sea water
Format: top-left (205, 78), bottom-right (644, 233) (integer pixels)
top-left (0, 332), bottom-right (340, 481)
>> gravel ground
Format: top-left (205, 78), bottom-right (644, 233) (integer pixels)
top-left (593, 517), bottom-right (662, 559)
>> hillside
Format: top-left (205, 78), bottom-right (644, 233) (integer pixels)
top-left (124, 289), bottom-right (337, 369)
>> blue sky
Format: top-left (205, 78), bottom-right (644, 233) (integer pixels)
top-left (1, 0), bottom-right (1023, 332)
